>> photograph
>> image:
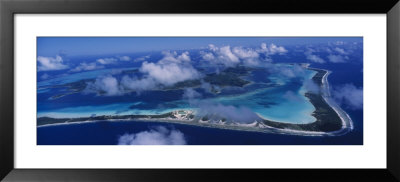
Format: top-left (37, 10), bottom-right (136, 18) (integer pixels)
top-left (1, 0), bottom-right (398, 180)
top-left (36, 37), bottom-right (363, 145)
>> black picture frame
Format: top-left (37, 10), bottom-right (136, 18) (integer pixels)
top-left (1, 0), bottom-right (399, 181)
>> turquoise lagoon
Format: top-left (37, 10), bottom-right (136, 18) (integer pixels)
top-left (37, 65), bottom-right (317, 124)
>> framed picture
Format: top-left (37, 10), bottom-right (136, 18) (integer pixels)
top-left (1, 0), bottom-right (399, 181)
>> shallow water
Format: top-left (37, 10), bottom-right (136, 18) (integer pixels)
top-left (37, 66), bottom-right (318, 124)
top-left (37, 67), bottom-right (137, 88)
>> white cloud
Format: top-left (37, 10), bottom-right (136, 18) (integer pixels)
top-left (306, 54), bottom-right (325, 63)
top-left (202, 45), bottom-right (240, 67)
top-left (261, 42), bottom-right (268, 50)
top-left (208, 44), bottom-right (218, 51)
top-left (97, 57), bottom-right (118, 65)
top-left (140, 62), bottom-right (200, 86)
top-left (232, 47), bottom-right (261, 66)
top-left (242, 58), bottom-right (262, 67)
top-left (72, 56), bottom-right (126, 72)
top-left (334, 47), bottom-right (347, 55)
top-left (325, 47), bottom-right (333, 53)
top-left (327, 55), bottom-right (346, 63)
top-left (269, 43), bottom-right (288, 55)
top-left (283, 91), bottom-right (303, 102)
top-left (120, 76), bottom-right (158, 91)
top-left (118, 126), bottom-right (186, 145)
top-left (303, 79), bottom-right (320, 93)
top-left (259, 43), bottom-right (288, 55)
top-left (200, 81), bottom-right (220, 94)
top-left (159, 51), bottom-right (191, 64)
top-left (278, 67), bottom-right (297, 78)
top-left (182, 88), bottom-right (201, 100)
top-left (305, 48), bottom-right (325, 63)
top-left (197, 102), bottom-right (260, 124)
top-left (140, 52), bottom-right (200, 86)
top-left (216, 46), bottom-right (240, 66)
top-left (85, 75), bottom-right (123, 96)
top-left (71, 62), bottom-right (104, 72)
top-left (118, 56), bottom-right (131, 61)
top-left (333, 84), bottom-right (363, 110)
top-left (333, 41), bottom-right (345, 45)
top-left (201, 43), bottom-right (287, 68)
top-left (271, 64), bottom-right (305, 79)
top-left (202, 44), bottom-right (273, 67)
top-left (119, 51), bottom-right (200, 92)
top-left (133, 55), bottom-right (150, 62)
top-left (177, 51), bottom-right (191, 62)
top-left (40, 73), bottom-right (50, 80)
top-left (201, 52), bottom-right (215, 61)
top-left (37, 55), bottom-right (69, 71)
top-left (86, 52), bottom-right (201, 95)
top-left (232, 47), bottom-right (259, 59)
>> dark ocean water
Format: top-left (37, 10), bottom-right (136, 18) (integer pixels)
top-left (317, 62), bottom-right (364, 145)
top-left (37, 119), bottom-right (361, 145)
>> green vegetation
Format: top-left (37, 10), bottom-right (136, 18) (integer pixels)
top-left (42, 79), bottom-right (94, 100)
top-left (205, 66), bottom-right (253, 87)
top-left (166, 66), bottom-right (252, 90)
top-left (168, 79), bottom-right (201, 89)
top-left (148, 112), bottom-right (174, 119)
top-left (261, 69), bottom-right (342, 132)
top-left (37, 117), bottom-right (71, 126)
top-left (308, 68), bottom-right (325, 87)
top-left (44, 66), bottom-right (253, 100)
top-left (203, 72), bottom-right (250, 87)
top-left (37, 112), bottom-right (178, 126)
top-left (38, 65), bottom-right (343, 133)
top-left (201, 116), bottom-right (209, 121)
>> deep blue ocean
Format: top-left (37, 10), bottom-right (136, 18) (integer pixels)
top-left (37, 118), bottom-right (361, 145)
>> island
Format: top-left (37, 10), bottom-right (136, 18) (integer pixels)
top-left (37, 64), bottom-right (353, 136)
